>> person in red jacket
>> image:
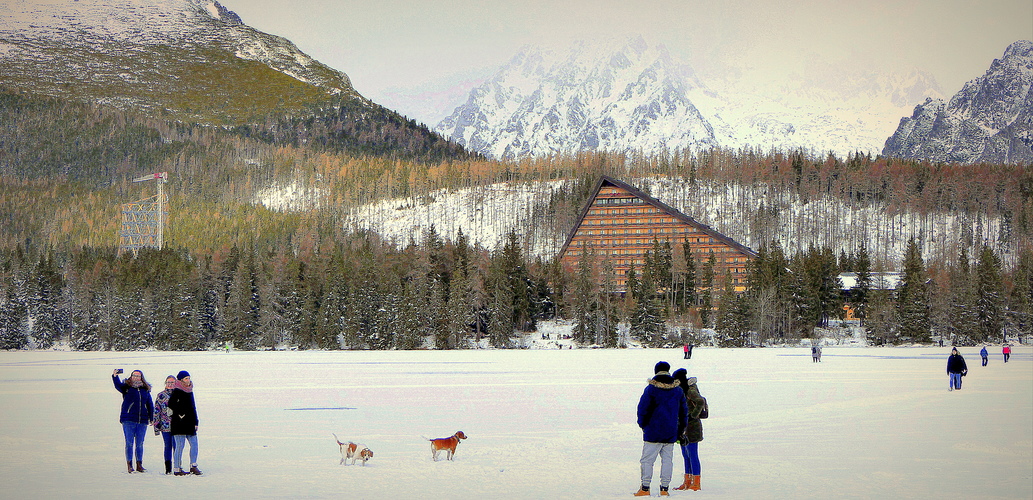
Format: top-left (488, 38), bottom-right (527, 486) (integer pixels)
top-left (1003, 344), bottom-right (1011, 363)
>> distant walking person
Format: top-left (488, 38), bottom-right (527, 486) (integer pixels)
top-left (671, 369), bottom-right (706, 492)
top-left (112, 369), bottom-right (153, 473)
top-left (811, 345), bottom-right (822, 362)
top-left (947, 347), bottom-right (968, 391)
top-left (980, 346), bottom-right (989, 367)
top-left (635, 361), bottom-right (688, 497)
top-left (1003, 344), bottom-right (1011, 363)
top-left (168, 371), bottom-right (202, 476)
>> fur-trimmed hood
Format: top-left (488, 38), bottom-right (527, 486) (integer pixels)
top-left (647, 372), bottom-right (680, 390)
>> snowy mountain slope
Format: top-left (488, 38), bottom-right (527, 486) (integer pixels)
top-left (0, 0), bottom-right (357, 123)
top-left (435, 36), bottom-right (943, 160)
top-left (882, 40), bottom-right (1033, 164)
top-left (436, 37), bottom-right (717, 160)
top-left (336, 177), bottom-right (1007, 269)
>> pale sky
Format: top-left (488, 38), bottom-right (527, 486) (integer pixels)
top-left (229, 0), bottom-right (1030, 119)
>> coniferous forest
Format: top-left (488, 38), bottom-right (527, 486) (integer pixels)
top-left (1, 89), bottom-right (1031, 351)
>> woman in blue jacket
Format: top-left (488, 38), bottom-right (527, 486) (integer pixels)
top-left (112, 369), bottom-right (153, 473)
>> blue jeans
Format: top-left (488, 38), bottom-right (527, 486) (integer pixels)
top-left (173, 434), bottom-right (199, 470)
top-left (949, 372), bottom-right (962, 390)
top-left (121, 422), bottom-right (147, 462)
top-left (161, 431), bottom-right (176, 462)
top-left (680, 441), bottom-right (701, 475)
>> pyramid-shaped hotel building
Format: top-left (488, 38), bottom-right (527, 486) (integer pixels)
top-left (558, 176), bottom-right (757, 292)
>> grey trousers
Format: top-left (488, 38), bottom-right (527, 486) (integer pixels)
top-left (640, 441), bottom-right (675, 488)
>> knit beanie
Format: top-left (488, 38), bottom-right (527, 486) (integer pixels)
top-left (654, 361), bottom-right (670, 374)
top-left (177, 370), bottom-right (191, 380)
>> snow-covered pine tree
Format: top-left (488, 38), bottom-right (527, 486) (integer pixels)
top-left (851, 245), bottom-right (872, 327)
top-left (1007, 248), bottom-right (1033, 339)
top-left (487, 268), bottom-right (514, 348)
top-left (0, 287), bottom-right (27, 349)
top-left (945, 247), bottom-right (978, 343)
top-left (630, 263), bottom-right (667, 347)
top-left (443, 266), bottom-right (471, 349)
top-left (896, 237), bottom-right (931, 344)
top-left (715, 274), bottom-right (750, 347)
top-left (975, 245), bottom-right (1005, 342)
top-left (598, 257), bottom-right (620, 347)
top-left (29, 254), bottom-right (64, 349)
top-left (699, 252), bottom-right (715, 328)
top-left (571, 246), bottom-right (597, 345)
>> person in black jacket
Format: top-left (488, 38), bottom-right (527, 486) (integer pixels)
top-left (947, 347), bottom-right (968, 391)
top-left (112, 369), bottom-right (153, 473)
top-left (168, 370), bottom-right (202, 475)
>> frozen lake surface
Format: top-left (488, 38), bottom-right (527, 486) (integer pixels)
top-left (0, 346), bottom-right (1030, 499)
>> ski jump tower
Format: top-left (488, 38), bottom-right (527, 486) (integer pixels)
top-left (118, 172), bottom-right (168, 256)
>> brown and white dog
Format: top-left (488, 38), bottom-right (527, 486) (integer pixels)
top-left (427, 431), bottom-right (467, 461)
top-left (333, 433), bottom-right (373, 466)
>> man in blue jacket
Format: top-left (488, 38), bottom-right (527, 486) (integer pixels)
top-left (635, 361), bottom-right (688, 496)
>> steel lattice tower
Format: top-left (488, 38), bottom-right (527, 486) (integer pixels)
top-left (118, 172), bottom-right (168, 255)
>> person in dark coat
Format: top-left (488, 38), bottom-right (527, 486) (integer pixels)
top-left (947, 347), bottom-right (968, 391)
top-left (112, 369), bottom-right (153, 473)
top-left (168, 370), bottom-right (202, 475)
top-left (671, 369), bottom-right (706, 491)
top-left (634, 361), bottom-right (687, 497)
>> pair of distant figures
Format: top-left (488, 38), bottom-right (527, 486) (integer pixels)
top-left (682, 344), bottom-right (693, 359)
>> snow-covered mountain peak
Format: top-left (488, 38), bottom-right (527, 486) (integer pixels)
top-left (436, 35), bottom-right (951, 159)
top-left (436, 36), bottom-right (716, 160)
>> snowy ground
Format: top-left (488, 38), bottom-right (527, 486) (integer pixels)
top-left (0, 346), bottom-right (1029, 499)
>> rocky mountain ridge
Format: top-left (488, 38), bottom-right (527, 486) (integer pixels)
top-left (882, 40), bottom-right (1033, 164)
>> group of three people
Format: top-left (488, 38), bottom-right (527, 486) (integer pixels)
top-left (636, 361), bottom-right (707, 496)
top-left (112, 368), bottom-right (202, 475)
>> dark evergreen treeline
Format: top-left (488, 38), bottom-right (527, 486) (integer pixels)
top-left (0, 228), bottom-right (557, 351)
top-left (565, 238), bottom-right (1033, 348)
top-left (2, 228), bottom-right (1029, 351)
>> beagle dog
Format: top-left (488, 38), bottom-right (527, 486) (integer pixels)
top-left (428, 431), bottom-right (467, 461)
top-left (333, 433), bottom-right (373, 466)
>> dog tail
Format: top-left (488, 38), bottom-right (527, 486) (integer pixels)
top-left (333, 433), bottom-right (343, 446)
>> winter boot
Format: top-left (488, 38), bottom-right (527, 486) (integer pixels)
top-left (164, 460), bottom-right (172, 475)
top-left (174, 468), bottom-right (188, 476)
top-left (690, 475), bottom-right (701, 491)
top-left (633, 485), bottom-right (650, 496)
top-left (126, 461), bottom-right (134, 473)
top-left (659, 485), bottom-right (670, 496)
top-left (674, 473), bottom-right (692, 490)
top-left (190, 464), bottom-right (203, 476)
top-left (135, 461), bottom-right (146, 473)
